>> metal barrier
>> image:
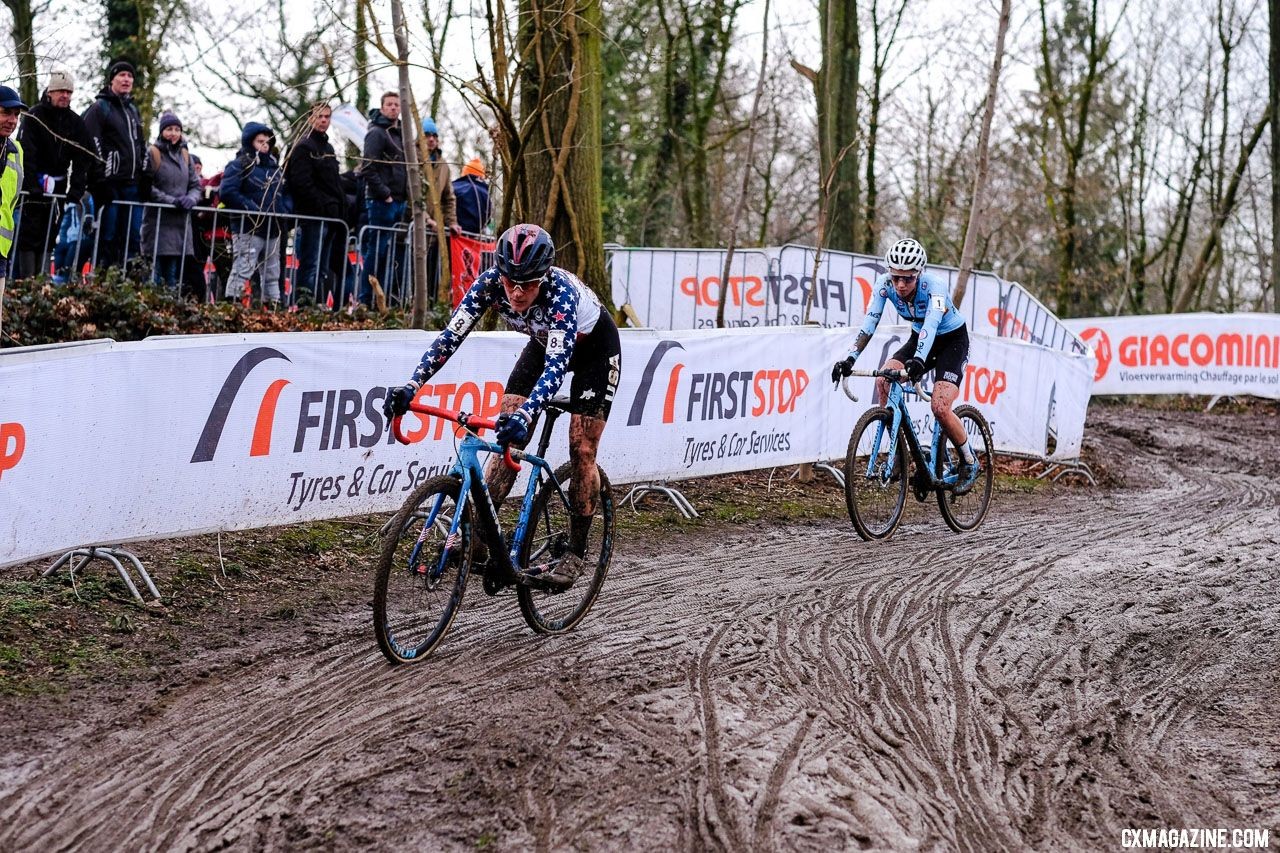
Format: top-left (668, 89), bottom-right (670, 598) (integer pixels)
top-left (13, 190), bottom-right (89, 281)
top-left (87, 200), bottom-right (352, 306)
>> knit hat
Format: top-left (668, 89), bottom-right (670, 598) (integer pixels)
top-left (461, 158), bottom-right (486, 180)
top-left (107, 59), bottom-right (136, 82)
top-left (421, 116), bottom-right (438, 135)
top-left (158, 111), bottom-right (182, 133)
top-left (47, 69), bottom-right (74, 93)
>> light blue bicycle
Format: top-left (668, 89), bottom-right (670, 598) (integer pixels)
top-left (373, 397), bottom-right (614, 664)
top-left (841, 370), bottom-right (994, 540)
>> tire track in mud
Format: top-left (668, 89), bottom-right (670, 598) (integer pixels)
top-left (1, 408), bottom-right (1277, 850)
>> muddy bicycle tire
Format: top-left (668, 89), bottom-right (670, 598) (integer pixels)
top-left (373, 475), bottom-right (472, 664)
top-left (844, 407), bottom-right (909, 541)
top-left (517, 463), bottom-right (615, 634)
top-left (934, 404), bottom-right (995, 533)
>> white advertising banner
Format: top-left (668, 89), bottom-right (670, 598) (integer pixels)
top-left (1, 327), bottom-right (1091, 568)
top-left (610, 248), bottom-right (777, 330)
top-left (610, 245), bottom-right (1087, 355)
top-left (1063, 313), bottom-right (1280, 398)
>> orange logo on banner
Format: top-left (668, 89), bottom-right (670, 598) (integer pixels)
top-left (450, 235), bottom-right (497, 307)
top-left (1078, 326), bottom-right (1112, 381)
top-left (0, 422), bottom-right (26, 481)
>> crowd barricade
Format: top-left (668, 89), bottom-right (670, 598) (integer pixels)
top-left (608, 244), bottom-right (1089, 356)
top-left (357, 221), bottom-right (415, 307)
top-left (12, 191), bottom-right (90, 282)
top-left (609, 246), bottom-right (776, 329)
top-left (85, 200), bottom-right (351, 307)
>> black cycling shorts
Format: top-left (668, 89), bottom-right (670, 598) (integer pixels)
top-left (505, 312), bottom-right (622, 421)
top-left (892, 325), bottom-right (969, 387)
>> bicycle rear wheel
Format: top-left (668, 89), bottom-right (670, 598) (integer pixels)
top-left (844, 407), bottom-right (908, 541)
top-left (935, 404), bottom-right (995, 532)
top-left (517, 463), bottom-right (614, 634)
top-left (373, 474), bottom-right (472, 664)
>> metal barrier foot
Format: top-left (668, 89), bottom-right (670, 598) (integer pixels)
top-left (43, 546), bottom-right (161, 604)
top-left (623, 482), bottom-right (699, 519)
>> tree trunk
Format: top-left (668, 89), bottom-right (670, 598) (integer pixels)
top-left (716, 0), bottom-right (769, 328)
top-left (1172, 107), bottom-right (1271, 312)
top-left (518, 0), bottom-right (609, 304)
top-left (390, 0), bottom-right (431, 328)
top-left (817, 0), bottom-right (860, 252)
top-left (1271, 0), bottom-right (1278, 311)
top-left (3, 0), bottom-right (38, 108)
top-left (355, 0), bottom-right (370, 115)
top-left (953, 0), bottom-right (1011, 308)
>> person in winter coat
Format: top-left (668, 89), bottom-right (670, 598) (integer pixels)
top-left (359, 92), bottom-right (407, 305)
top-left (139, 112), bottom-right (201, 291)
top-left (14, 69), bottom-right (95, 279)
top-left (81, 59), bottom-right (148, 268)
top-left (451, 157), bottom-right (491, 235)
top-left (419, 116), bottom-right (459, 298)
top-left (285, 102), bottom-right (347, 299)
top-left (0, 85), bottom-right (25, 337)
top-left (220, 121), bottom-right (293, 306)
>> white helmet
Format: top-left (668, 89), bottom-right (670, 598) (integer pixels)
top-left (885, 238), bottom-right (927, 272)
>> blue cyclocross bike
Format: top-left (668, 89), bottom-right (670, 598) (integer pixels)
top-left (373, 397), bottom-right (615, 664)
top-left (840, 370), bottom-right (994, 540)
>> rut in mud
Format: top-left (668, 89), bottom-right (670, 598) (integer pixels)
top-left (1, 402), bottom-right (1277, 851)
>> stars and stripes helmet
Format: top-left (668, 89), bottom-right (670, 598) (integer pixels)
top-left (495, 224), bottom-right (555, 283)
top-left (884, 238), bottom-right (928, 272)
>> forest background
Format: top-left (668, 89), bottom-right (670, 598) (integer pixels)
top-left (1, 0), bottom-right (1275, 319)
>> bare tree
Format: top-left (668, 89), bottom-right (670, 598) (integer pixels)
top-left (1271, 0), bottom-right (1278, 310)
top-left (517, 0), bottom-right (609, 298)
top-left (952, 0), bottom-right (1011, 307)
top-left (716, 0), bottom-right (769, 328)
top-left (2, 0), bottom-right (46, 106)
top-left (861, 0), bottom-right (911, 255)
top-left (817, 0), bottom-right (860, 251)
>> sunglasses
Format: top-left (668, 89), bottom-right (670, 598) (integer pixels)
top-left (890, 273), bottom-right (918, 283)
top-left (501, 276), bottom-right (541, 293)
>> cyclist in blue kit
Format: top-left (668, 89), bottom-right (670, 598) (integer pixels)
top-left (383, 223), bottom-right (622, 587)
top-left (830, 237), bottom-right (979, 491)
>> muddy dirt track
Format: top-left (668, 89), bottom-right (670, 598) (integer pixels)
top-left (2, 403), bottom-right (1278, 851)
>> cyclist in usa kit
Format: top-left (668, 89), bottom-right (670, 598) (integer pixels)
top-left (830, 237), bottom-right (979, 491)
top-left (383, 223), bottom-right (622, 586)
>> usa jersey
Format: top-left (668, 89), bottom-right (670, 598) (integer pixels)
top-left (857, 271), bottom-right (965, 361)
top-left (411, 267), bottom-right (603, 419)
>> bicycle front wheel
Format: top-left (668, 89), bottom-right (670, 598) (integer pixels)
top-left (373, 474), bottom-right (472, 664)
top-left (935, 404), bottom-right (995, 532)
top-left (844, 407), bottom-right (908, 541)
top-left (517, 463), bottom-right (615, 634)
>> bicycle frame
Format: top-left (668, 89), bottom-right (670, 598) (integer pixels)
top-left (843, 371), bottom-right (961, 493)
top-left (392, 402), bottom-right (572, 583)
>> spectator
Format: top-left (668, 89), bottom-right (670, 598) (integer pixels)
top-left (360, 91), bottom-right (407, 305)
top-left (420, 116), bottom-right (460, 297)
top-left (140, 111), bottom-right (200, 292)
top-left (81, 59), bottom-right (148, 269)
top-left (286, 102), bottom-right (347, 302)
top-left (193, 159), bottom-right (232, 301)
top-left (14, 69), bottom-right (94, 280)
top-left (220, 121), bottom-right (292, 308)
top-left (0, 85), bottom-right (26, 340)
top-left (452, 157), bottom-right (491, 235)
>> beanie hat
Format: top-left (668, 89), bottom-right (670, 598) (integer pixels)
top-left (107, 59), bottom-right (136, 82)
top-left (461, 158), bottom-right (486, 180)
top-left (47, 69), bottom-right (74, 93)
top-left (158, 111), bottom-right (182, 133)
top-left (421, 116), bottom-right (438, 135)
